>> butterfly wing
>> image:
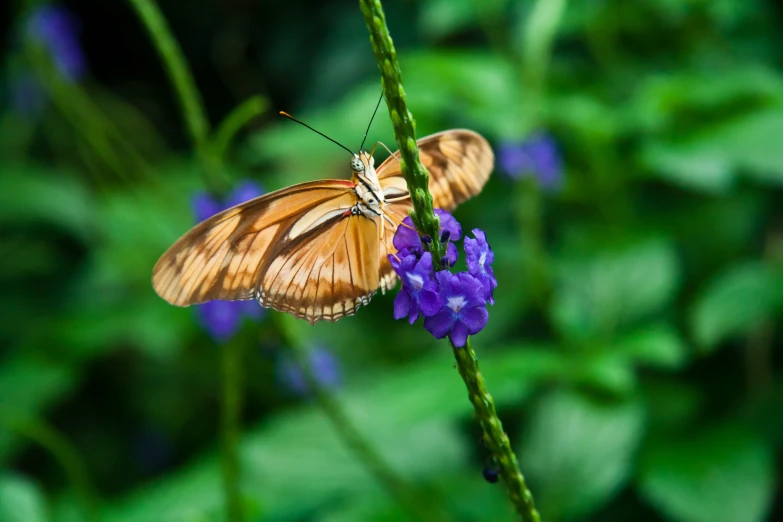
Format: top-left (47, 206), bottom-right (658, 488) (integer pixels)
top-left (152, 180), bottom-right (382, 324)
top-left (376, 129), bottom-right (494, 286)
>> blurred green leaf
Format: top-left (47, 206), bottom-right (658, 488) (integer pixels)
top-left (641, 109), bottom-right (783, 192)
top-left (639, 427), bottom-right (775, 522)
top-left (103, 345), bottom-right (557, 521)
top-left (0, 358), bottom-right (76, 464)
top-left (0, 164), bottom-right (95, 240)
top-left (691, 262), bottom-right (783, 351)
top-left (631, 67), bottom-right (783, 134)
top-left (417, 0), bottom-right (480, 40)
top-left (640, 141), bottom-right (734, 193)
top-left (519, 390), bottom-right (645, 520)
top-left (613, 324), bottom-right (688, 370)
top-left (0, 473), bottom-right (49, 522)
top-left (551, 238), bottom-right (680, 342)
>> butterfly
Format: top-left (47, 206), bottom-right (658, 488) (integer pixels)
top-left (152, 130), bottom-right (493, 324)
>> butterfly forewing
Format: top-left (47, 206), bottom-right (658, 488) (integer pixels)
top-left (152, 129), bottom-right (494, 324)
top-left (153, 180), bottom-right (356, 305)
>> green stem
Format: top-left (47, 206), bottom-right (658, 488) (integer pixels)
top-left (128, 3), bottom-right (243, 520)
top-left (515, 179), bottom-right (549, 305)
top-left (212, 95), bottom-right (268, 162)
top-left (453, 339), bottom-right (541, 522)
top-left (221, 339), bottom-right (244, 522)
top-left (6, 415), bottom-right (99, 521)
top-left (359, 0), bottom-right (446, 263)
top-left (126, 0), bottom-right (225, 189)
top-left (276, 316), bottom-right (447, 521)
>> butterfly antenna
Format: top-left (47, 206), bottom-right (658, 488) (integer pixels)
top-left (279, 111), bottom-right (354, 156)
top-left (359, 91), bottom-right (385, 152)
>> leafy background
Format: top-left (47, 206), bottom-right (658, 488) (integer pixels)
top-left (2, 0), bottom-right (783, 521)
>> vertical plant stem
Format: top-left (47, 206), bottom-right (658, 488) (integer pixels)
top-left (221, 339), bottom-right (244, 522)
top-left (360, 0), bottom-right (540, 518)
top-left (128, 3), bottom-right (242, 520)
top-left (515, 179), bottom-right (549, 305)
top-left (453, 339), bottom-right (541, 522)
top-left (276, 315), bottom-right (448, 522)
top-left (359, 0), bottom-right (446, 263)
top-left (126, 0), bottom-right (225, 190)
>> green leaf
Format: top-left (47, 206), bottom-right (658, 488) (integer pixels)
top-left (691, 262), bottom-right (783, 351)
top-left (103, 346), bottom-right (549, 521)
top-left (639, 428), bottom-right (775, 522)
top-left (640, 141), bottom-right (734, 193)
top-left (613, 324), bottom-right (688, 370)
top-left (0, 164), bottom-right (95, 240)
top-left (0, 473), bottom-right (49, 522)
top-left (519, 390), bottom-right (644, 520)
top-left (641, 109), bottom-right (783, 192)
top-left (0, 358), bottom-right (76, 464)
top-left (551, 239), bottom-right (680, 341)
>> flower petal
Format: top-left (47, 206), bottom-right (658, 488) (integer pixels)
top-left (394, 289), bottom-right (412, 321)
top-left (393, 216), bottom-right (422, 253)
top-left (418, 285), bottom-right (443, 317)
top-left (449, 321), bottom-right (469, 348)
top-left (461, 305), bottom-right (489, 334)
top-left (424, 309), bottom-right (454, 339)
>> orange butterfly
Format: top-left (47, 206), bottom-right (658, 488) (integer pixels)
top-left (152, 130), bottom-right (493, 324)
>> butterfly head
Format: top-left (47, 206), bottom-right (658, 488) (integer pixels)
top-left (350, 155), bottom-right (365, 174)
top-left (351, 151), bottom-right (375, 174)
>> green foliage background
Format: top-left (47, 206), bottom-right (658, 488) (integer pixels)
top-left (2, 0), bottom-right (783, 521)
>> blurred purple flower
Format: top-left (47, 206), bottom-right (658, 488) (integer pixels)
top-left (423, 271), bottom-right (488, 348)
top-left (26, 5), bottom-right (86, 82)
top-left (497, 132), bottom-right (562, 190)
top-left (390, 252), bottom-right (442, 324)
top-left (192, 181), bottom-right (265, 342)
top-left (464, 229), bottom-right (497, 305)
top-left (277, 347), bottom-right (341, 396)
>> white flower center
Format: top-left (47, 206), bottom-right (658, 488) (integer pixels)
top-left (406, 272), bottom-right (424, 290)
top-left (446, 295), bottom-right (467, 313)
top-left (479, 251), bottom-right (487, 268)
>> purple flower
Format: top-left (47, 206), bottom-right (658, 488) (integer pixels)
top-left (435, 209), bottom-right (462, 242)
top-left (424, 271), bottom-right (489, 348)
top-left (390, 252), bottom-right (443, 324)
top-left (464, 229), bottom-right (497, 305)
top-left (497, 132), bottom-right (562, 190)
top-left (192, 181), bottom-right (265, 342)
top-left (392, 209), bottom-right (461, 266)
top-left (277, 347), bottom-right (341, 396)
top-left (393, 216), bottom-right (423, 254)
top-left (26, 5), bottom-right (86, 82)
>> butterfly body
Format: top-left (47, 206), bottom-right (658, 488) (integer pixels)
top-left (153, 130), bottom-right (493, 324)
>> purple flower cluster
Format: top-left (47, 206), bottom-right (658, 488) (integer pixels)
top-left (390, 210), bottom-right (497, 348)
top-left (192, 181), bottom-right (265, 342)
top-left (26, 5), bottom-right (86, 82)
top-left (497, 132), bottom-right (562, 191)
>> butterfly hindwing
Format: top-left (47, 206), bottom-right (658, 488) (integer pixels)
top-left (375, 129), bottom-right (494, 290)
